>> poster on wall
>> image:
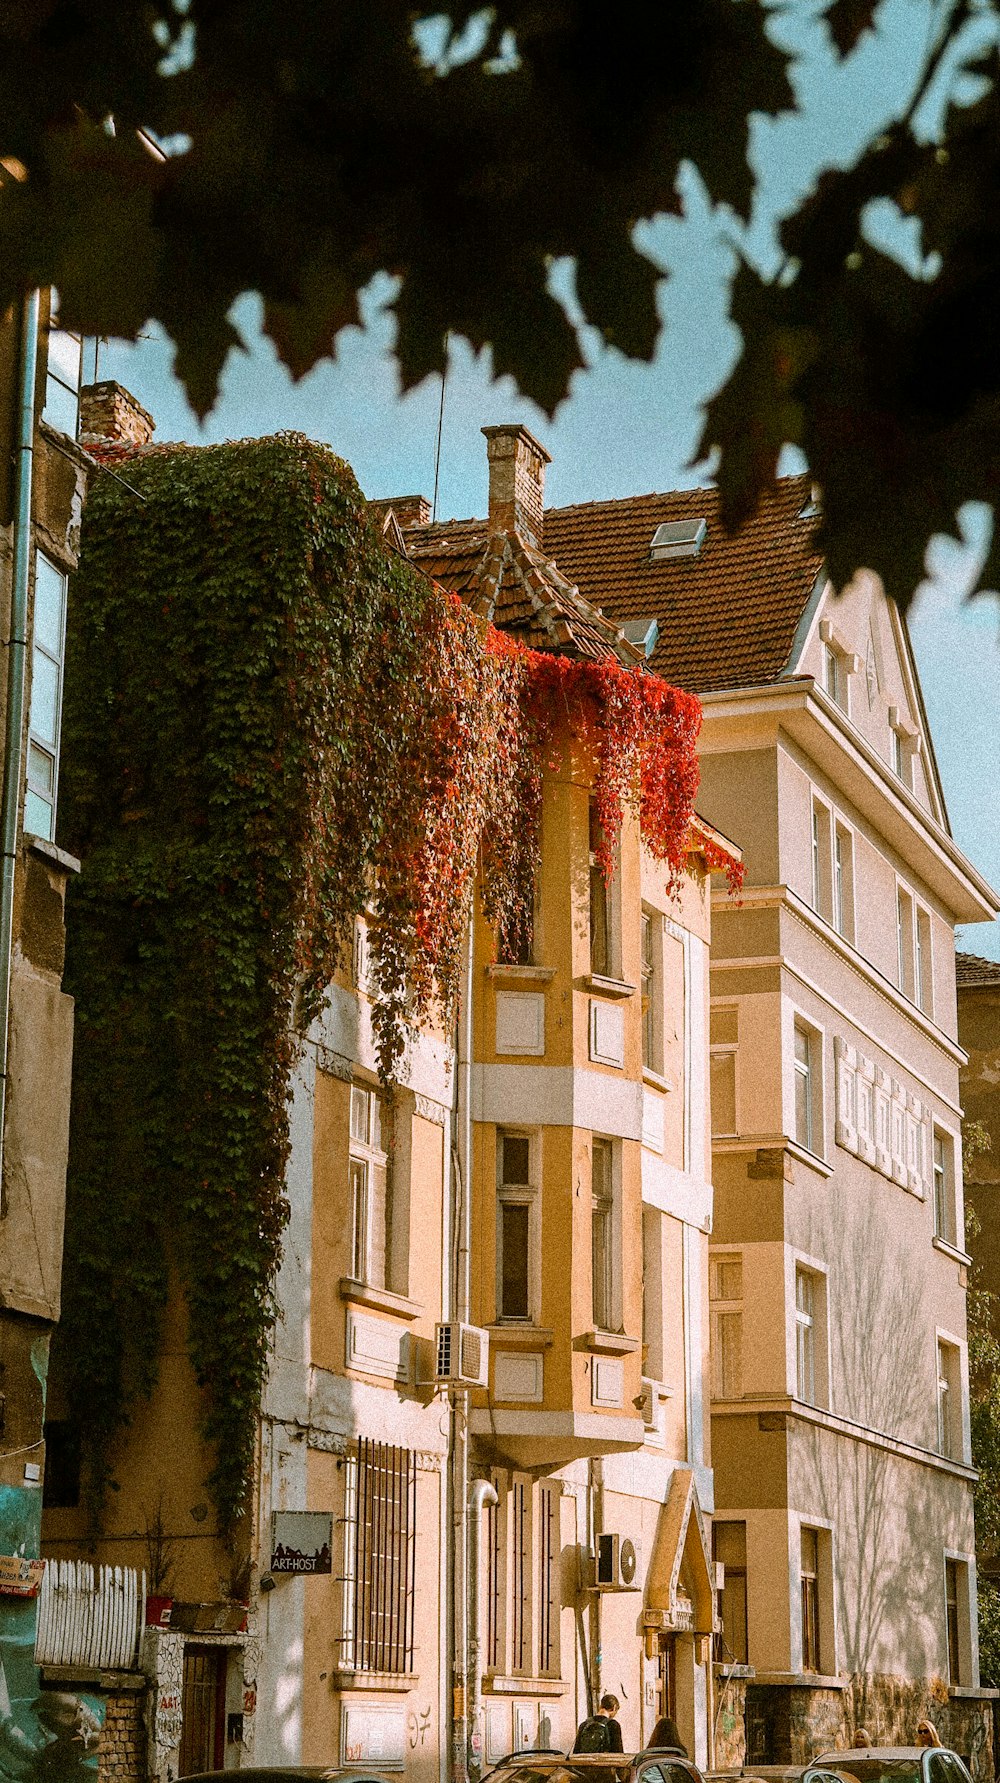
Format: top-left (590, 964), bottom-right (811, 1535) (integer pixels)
top-left (0, 1487), bottom-right (105, 1783)
top-left (270, 1511), bottom-right (332, 1575)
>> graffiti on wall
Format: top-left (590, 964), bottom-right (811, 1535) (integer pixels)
top-left (0, 1488), bottom-right (105, 1783)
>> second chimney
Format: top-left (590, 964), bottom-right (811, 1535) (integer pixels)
top-left (79, 380), bottom-right (155, 448)
top-left (482, 424), bottom-right (551, 547)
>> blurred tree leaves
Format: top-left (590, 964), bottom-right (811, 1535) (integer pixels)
top-left (5, 0), bottom-right (1000, 607)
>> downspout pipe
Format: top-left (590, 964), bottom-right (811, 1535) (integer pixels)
top-left (0, 289), bottom-right (40, 1195)
top-left (467, 1476), bottom-right (497, 1782)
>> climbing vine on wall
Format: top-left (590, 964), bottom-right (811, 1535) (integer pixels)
top-left (56, 432), bottom-right (737, 1534)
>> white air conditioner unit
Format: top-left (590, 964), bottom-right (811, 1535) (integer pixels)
top-left (593, 1532), bottom-right (640, 1591)
top-left (434, 1322), bottom-right (489, 1389)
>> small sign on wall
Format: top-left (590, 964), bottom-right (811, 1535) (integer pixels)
top-left (270, 1511), bottom-right (333, 1575)
top-left (0, 1555), bottom-right (44, 1596)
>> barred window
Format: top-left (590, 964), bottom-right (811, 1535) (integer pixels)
top-left (537, 1481), bottom-right (560, 1678)
top-left (341, 1439), bottom-right (416, 1675)
top-left (510, 1473), bottom-right (532, 1676)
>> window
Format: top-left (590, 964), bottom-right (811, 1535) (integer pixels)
top-left (499, 874), bottom-right (536, 966)
top-left (497, 1132), bottom-right (536, 1322)
top-left (43, 299), bottom-right (83, 438)
top-left (42, 1420), bottom-right (81, 1509)
top-left (486, 1471), bottom-right (561, 1681)
top-left (810, 799), bottom-right (832, 921)
top-left (795, 1267), bottom-right (818, 1404)
top-left (713, 1520), bottom-right (748, 1665)
top-left (510, 1472), bottom-right (532, 1675)
top-left (800, 1527), bottom-right (822, 1672)
top-left (589, 800), bottom-right (611, 976)
top-left (793, 1022), bottom-right (820, 1155)
top-left (897, 886), bottom-right (915, 999)
top-left (537, 1481), bottom-right (560, 1677)
top-left (891, 723), bottom-right (911, 786)
top-left (710, 1006), bottom-right (738, 1136)
top-left (710, 1253), bottom-right (743, 1400)
top-left (937, 1339), bottom-right (962, 1460)
top-left (933, 1130), bottom-right (957, 1248)
top-left (641, 908), bottom-right (661, 1072)
top-left (946, 1559), bottom-right (961, 1685)
top-left (916, 908), bottom-right (933, 1015)
top-left (341, 1437), bottom-right (416, 1674)
top-left (591, 1137), bottom-right (616, 1331)
top-left (822, 641), bottom-right (845, 710)
top-left (944, 1558), bottom-right (972, 1687)
top-left (833, 824), bottom-right (854, 941)
top-left (25, 553), bottom-right (68, 842)
top-left (350, 1084), bottom-right (391, 1289)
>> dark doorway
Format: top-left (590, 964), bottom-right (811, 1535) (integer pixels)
top-left (178, 1646), bottom-right (226, 1776)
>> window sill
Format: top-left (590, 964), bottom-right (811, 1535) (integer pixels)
top-left (575, 1330), bottom-right (640, 1356)
top-left (785, 1138), bottom-right (834, 1179)
top-left (487, 964), bottom-right (555, 984)
top-left (933, 1236), bottom-right (972, 1267)
top-left (489, 1323), bottom-right (554, 1349)
top-left (714, 1663), bottom-right (754, 1680)
top-left (750, 1671), bottom-right (846, 1690)
top-left (950, 1685), bottom-right (1000, 1699)
top-left (27, 834), bottom-right (81, 875)
top-left (331, 1670), bottom-right (419, 1691)
top-left (339, 1278), bottom-right (422, 1321)
top-left (642, 1067), bottom-right (672, 1094)
top-left (484, 1675), bottom-right (569, 1697)
top-left (584, 973), bottom-right (636, 999)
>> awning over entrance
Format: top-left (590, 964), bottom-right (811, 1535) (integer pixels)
top-left (644, 1466), bottom-right (715, 1635)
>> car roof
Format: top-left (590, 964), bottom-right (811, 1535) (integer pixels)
top-left (813, 1752), bottom-right (929, 1762)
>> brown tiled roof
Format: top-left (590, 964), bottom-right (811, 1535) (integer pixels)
top-left (956, 952), bottom-right (1000, 987)
top-left (403, 517), bottom-right (637, 665)
top-left (541, 475), bottom-right (824, 693)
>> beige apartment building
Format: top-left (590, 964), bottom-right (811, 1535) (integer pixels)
top-left (43, 412), bottom-right (730, 1782)
top-left (542, 480), bottom-right (1000, 1769)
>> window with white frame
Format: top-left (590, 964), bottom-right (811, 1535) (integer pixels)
top-left (800, 1526), bottom-right (823, 1672)
top-left (350, 1084), bottom-right (392, 1289)
top-left (591, 1136), bottom-right (620, 1332)
top-left (793, 1021), bottom-right (822, 1156)
top-left (822, 640), bottom-right (847, 711)
top-left (833, 823), bottom-right (854, 942)
top-left (589, 800), bottom-right (616, 976)
top-left (25, 553), bottom-right (68, 842)
top-left (891, 721), bottom-right (912, 787)
top-left (710, 1005), bottom-right (738, 1136)
top-left (710, 1252), bottom-right (743, 1400)
top-left (916, 907), bottom-right (933, 1016)
top-left (936, 1338), bottom-right (963, 1460)
top-left (42, 297), bottom-right (83, 439)
top-left (933, 1129), bottom-right (958, 1249)
top-left (641, 907), bottom-right (662, 1073)
top-left (497, 1132), bottom-right (537, 1322)
top-left (795, 1265), bottom-right (827, 1406)
top-left (811, 798), bottom-right (833, 921)
top-left (945, 1557), bottom-right (972, 1686)
top-left (485, 1470), bottom-right (561, 1681)
top-left (896, 885), bottom-right (916, 999)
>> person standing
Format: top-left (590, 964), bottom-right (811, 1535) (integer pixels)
top-left (573, 1695), bottom-right (624, 1753)
top-left (916, 1720), bottom-right (943, 1748)
top-left (648, 1716), bottom-right (687, 1756)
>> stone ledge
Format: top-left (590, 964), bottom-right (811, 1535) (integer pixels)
top-left (40, 1665), bottom-right (145, 1691)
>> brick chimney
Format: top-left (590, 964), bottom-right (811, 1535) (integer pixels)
top-left (482, 424), bottom-right (551, 546)
top-left (79, 380), bottom-right (155, 448)
top-left (367, 494), bottom-right (432, 529)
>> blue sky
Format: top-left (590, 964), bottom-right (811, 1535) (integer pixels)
top-left (99, 0), bottom-right (999, 958)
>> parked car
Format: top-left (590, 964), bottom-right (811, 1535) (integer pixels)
top-left (186, 1769), bottom-right (402, 1783)
top-left (482, 1747), bottom-right (707, 1783)
top-left (805, 1750), bottom-right (974, 1783)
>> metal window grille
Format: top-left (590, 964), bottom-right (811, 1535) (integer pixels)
top-left (341, 1439), bottom-right (416, 1674)
top-left (537, 1483), bottom-right (559, 1677)
top-left (485, 1472), bottom-right (505, 1673)
top-left (800, 1527), bottom-right (820, 1672)
top-left (510, 1475), bottom-right (531, 1675)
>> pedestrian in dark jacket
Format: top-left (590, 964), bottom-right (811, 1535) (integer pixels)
top-left (573, 1696), bottom-right (624, 1753)
top-left (648, 1717), bottom-right (687, 1756)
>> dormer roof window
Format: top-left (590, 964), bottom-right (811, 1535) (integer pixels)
top-left (650, 518), bottom-right (706, 561)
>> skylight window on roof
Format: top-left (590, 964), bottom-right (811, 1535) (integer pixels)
top-left (621, 617), bottom-right (660, 658)
top-left (650, 518), bottom-right (706, 560)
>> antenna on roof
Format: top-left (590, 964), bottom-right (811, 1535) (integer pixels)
top-left (432, 331), bottom-right (449, 522)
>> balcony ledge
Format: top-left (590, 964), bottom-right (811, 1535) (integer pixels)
top-left (331, 1670), bottom-right (419, 1692)
top-left (489, 1323), bottom-right (555, 1349)
top-left (484, 1675), bottom-right (569, 1698)
top-left (750, 1672), bottom-right (846, 1690)
top-left (487, 964), bottom-right (556, 984)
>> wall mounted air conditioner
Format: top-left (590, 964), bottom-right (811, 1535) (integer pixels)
top-left (434, 1322), bottom-right (490, 1389)
top-left (593, 1532), bottom-right (640, 1591)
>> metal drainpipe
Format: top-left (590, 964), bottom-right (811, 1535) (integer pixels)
top-left (449, 897), bottom-right (476, 1783)
top-left (467, 1475), bottom-right (497, 1783)
top-left (0, 289), bottom-right (40, 1198)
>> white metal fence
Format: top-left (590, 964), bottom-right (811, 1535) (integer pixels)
top-left (34, 1560), bottom-right (147, 1671)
